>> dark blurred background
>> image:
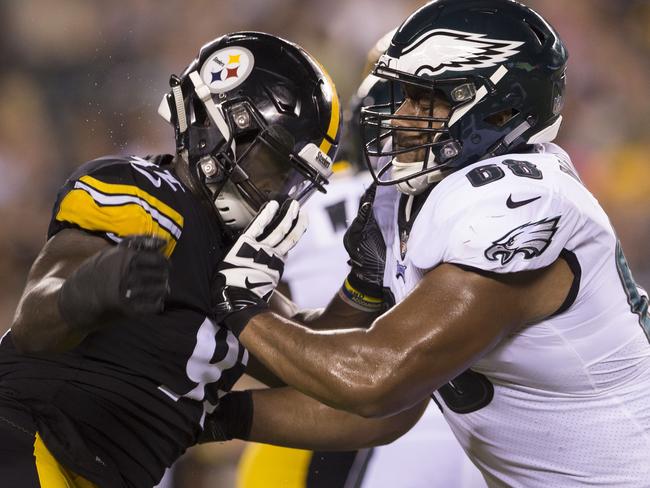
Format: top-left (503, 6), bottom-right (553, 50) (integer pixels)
top-left (0, 0), bottom-right (649, 486)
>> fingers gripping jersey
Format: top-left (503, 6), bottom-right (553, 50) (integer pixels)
top-left (0, 156), bottom-right (247, 488)
top-left (375, 144), bottom-right (650, 487)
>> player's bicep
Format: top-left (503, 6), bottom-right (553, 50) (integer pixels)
top-left (367, 259), bottom-right (573, 398)
top-left (25, 228), bottom-right (110, 286)
top-left (370, 265), bottom-right (521, 385)
top-left (11, 229), bottom-right (112, 353)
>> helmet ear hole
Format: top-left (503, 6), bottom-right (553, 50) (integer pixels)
top-left (191, 98), bottom-right (209, 126)
top-left (485, 108), bottom-right (519, 128)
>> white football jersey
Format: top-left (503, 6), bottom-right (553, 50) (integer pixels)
top-left (359, 403), bottom-right (487, 488)
top-left (375, 143), bottom-right (650, 487)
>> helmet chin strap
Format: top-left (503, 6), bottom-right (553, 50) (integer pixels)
top-left (393, 148), bottom-right (448, 196)
top-left (187, 70), bottom-right (253, 228)
top-left (392, 130), bottom-right (452, 195)
top-left (188, 71), bottom-right (234, 154)
top-left (214, 180), bottom-right (257, 231)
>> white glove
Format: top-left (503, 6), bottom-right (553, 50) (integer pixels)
top-left (218, 199), bottom-right (308, 300)
top-left (213, 199), bottom-right (307, 335)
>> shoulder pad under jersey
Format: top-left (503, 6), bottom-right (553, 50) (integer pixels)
top-left (48, 155), bottom-right (186, 257)
top-left (408, 153), bottom-right (582, 273)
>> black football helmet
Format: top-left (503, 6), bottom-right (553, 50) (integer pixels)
top-left (159, 32), bottom-right (341, 230)
top-left (360, 0), bottom-right (568, 194)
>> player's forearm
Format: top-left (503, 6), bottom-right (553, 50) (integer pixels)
top-left (11, 276), bottom-right (87, 354)
top-left (270, 290), bottom-right (377, 330)
top-left (239, 312), bottom-right (399, 417)
top-left (11, 230), bottom-right (169, 355)
top-left (298, 293), bottom-right (379, 330)
top-left (247, 387), bottom-right (427, 450)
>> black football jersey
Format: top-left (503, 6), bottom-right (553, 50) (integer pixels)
top-left (0, 155), bottom-right (247, 488)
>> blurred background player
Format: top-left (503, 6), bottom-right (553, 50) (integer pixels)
top-left (236, 31), bottom-right (485, 488)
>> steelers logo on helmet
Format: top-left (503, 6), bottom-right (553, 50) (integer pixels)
top-left (200, 46), bottom-right (255, 94)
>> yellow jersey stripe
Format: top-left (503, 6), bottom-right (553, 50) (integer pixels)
top-left (79, 175), bottom-right (184, 230)
top-left (57, 189), bottom-right (178, 257)
top-left (73, 178), bottom-right (182, 239)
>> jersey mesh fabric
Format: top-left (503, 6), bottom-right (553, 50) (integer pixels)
top-left (377, 144), bottom-right (650, 487)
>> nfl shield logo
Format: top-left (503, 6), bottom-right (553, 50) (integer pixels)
top-left (400, 229), bottom-right (408, 259)
top-left (396, 261), bottom-right (407, 282)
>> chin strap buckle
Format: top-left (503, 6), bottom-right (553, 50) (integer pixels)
top-left (188, 71), bottom-right (234, 156)
top-left (169, 75), bottom-right (188, 134)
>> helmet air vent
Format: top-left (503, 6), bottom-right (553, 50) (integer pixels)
top-left (469, 8), bottom-right (497, 14)
top-left (523, 19), bottom-right (548, 47)
top-left (264, 82), bottom-right (299, 115)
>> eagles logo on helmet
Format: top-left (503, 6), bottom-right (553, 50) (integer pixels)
top-left (158, 32), bottom-right (342, 233)
top-left (360, 0), bottom-right (568, 194)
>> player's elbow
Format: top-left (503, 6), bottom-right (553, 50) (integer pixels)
top-left (10, 322), bottom-right (47, 354)
top-left (11, 324), bottom-right (61, 355)
top-left (368, 416), bottom-right (417, 446)
top-left (352, 396), bottom-right (400, 419)
top-left (343, 381), bottom-right (403, 419)
top-left (372, 400), bottom-right (428, 445)
top-left (11, 313), bottom-right (82, 355)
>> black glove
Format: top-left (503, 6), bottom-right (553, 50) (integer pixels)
top-left (198, 391), bottom-right (254, 444)
top-left (212, 199), bottom-right (307, 336)
top-left (59, 235), bottom-right (170, 332)
top-left (341, 184), bottom-right (387, 311)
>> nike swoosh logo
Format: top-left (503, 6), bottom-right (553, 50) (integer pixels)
top-left (245, 277), bottom-right (273, 289)
top-left (506, 195), bottom-right (541, 209)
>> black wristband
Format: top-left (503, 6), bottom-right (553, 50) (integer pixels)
top-left (213, 285), bottom-right (270, 337)
top-left (346, 271), bottom-right (384, 300)
top-left (223, 305), bottom-right (269, 337)
top-left (201, 390), bottom-right (254, 443)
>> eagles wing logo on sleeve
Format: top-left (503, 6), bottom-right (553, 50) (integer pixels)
top-left (399, 29), bottom-right (524, 76)
top-left (484, 217), bottom-right (561, 265)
